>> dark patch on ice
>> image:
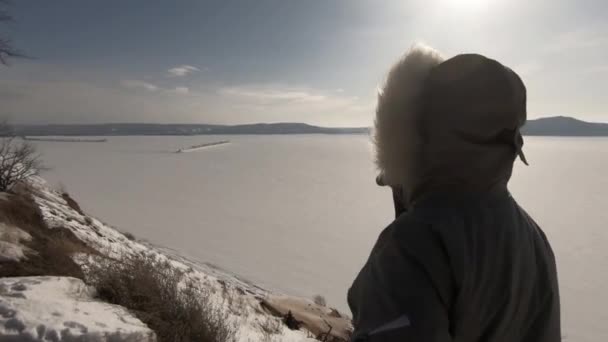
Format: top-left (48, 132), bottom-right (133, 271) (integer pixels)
top-left (0, 333), bottom-right (38, 342)
top-left (83, 311), bottom-right (89, 315)
top-left (94, 322), bottom-right (107, 328)
top-left (52, 311), bottom-right (62, 317)
top-left (10, 283), bottom-right (27, 292)
top-left (4, 318), bottom-right (26, 332)
top-left (64, 321), bottom-right (88, 334)
top-left (4, 293), bottom-right (25, 299)
top-left (36, 324), bottom-right (46, 339)
top-left (45, 329), bottom-right (59, 342)
top-left (0, 304), bottom-right (16, 318)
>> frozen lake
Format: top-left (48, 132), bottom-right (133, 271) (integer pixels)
top-left (34, 135), bottom-right (608, 342)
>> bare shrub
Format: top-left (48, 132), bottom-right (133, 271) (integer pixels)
top-left (54, 182), bottom-right (67, 194)
top-left (56, 185), bottom-right (86, 216)
top-left (0, 0), bottom-right (23, 65)
top-left (313, 294), bottom-right (327, 307)
top-left (0, 121), bottom-right (45, 192)
top-left (61, 192), bottom-right (84, 215)
top-left (87, 253), bottom-right (236, 342)
top-left (121, 231), bottom-right (135, 241)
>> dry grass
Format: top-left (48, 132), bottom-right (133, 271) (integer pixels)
top-left (61, 192), bottom-right (84, 215)
top-left (257, 317), bottom-right (282, 342)
top-left (0, 191), bottom-right (96, 279)
top-left (87, 253), bottom-right (236, 342)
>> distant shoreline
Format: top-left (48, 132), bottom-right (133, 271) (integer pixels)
top-left (13, 116), bottom-right (608, 137)
top-left (23, 137), bottom-right (108, 143)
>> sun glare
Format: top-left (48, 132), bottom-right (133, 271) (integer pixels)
top-left (443, 0), bottom-right (491, 11)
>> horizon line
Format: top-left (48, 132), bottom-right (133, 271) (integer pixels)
top-left (11, 115), bottom-right (605, 127)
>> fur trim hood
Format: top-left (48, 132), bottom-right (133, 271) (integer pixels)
top-left (374, 44), bottom-right (445, 187)
top-left (373, 44), bottom-right (527, 203)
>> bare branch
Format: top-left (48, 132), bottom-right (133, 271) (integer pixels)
top-left (0, 120), bottom-right (46, 192)
top-left (0, 0), bottom-right (12, 22)
top-left (0, 0), bottom-right (23, 66)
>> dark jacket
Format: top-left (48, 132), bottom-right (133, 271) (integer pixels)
top-left (348, 189), bottom-right (560, 341)
top-left (350, 51), bottom-right (561, 341)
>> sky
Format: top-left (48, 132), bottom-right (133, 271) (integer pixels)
top-left (0, 0), bottom-right (607, 126)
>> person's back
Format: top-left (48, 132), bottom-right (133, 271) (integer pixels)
top-left (348, 45), bottom-right (561, 341)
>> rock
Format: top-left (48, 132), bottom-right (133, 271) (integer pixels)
top-left (263, 295), bottom-right (353, 341)
top-left (0, 276), bottom-right (156, 341)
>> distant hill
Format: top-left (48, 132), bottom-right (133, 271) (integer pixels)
top-left (522, 116), bottom-right (608, 136)
top-left (12, 116), bottom-right (608, 137)
top-left (12, 123), bottom-right (369, 136)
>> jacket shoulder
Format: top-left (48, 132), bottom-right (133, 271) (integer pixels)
top-left (390, 212), bottom-right (457, 308)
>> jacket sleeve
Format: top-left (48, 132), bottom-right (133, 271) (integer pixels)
top-left (349, 222), bottom-right (454, 342)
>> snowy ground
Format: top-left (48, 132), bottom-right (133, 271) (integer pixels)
top-left (2, 176), bottom-right (349, 341)
top-left (0, 276), bottom-right (156, 341)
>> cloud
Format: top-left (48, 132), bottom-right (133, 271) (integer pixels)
top-left (170, 86), bottom-right (190, 94)
top-left (167, 65), bottom-right (200, 77)
top-left (121, 80), bottom-right (192, 95)
top-left (0, 62), bottom-right (375, 126)
top-left (218, 84), bottom-right (374, 125)
top-left (120, 80), bottom-right (158, 91)
top-left (219, 86), bottom-right (328, 104)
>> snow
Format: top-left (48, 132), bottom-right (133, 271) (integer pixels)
top-left (19, 176), bottom-right (344, 341)
top-left (0, 223), bottom-right (33, 262)
top-left (0, 276), bottom-right (156, 341)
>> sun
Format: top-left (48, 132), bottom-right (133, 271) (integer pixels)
top-left (444, 0), bottom-right (490, 11)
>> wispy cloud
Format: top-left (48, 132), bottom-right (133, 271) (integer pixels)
top-left (169, 86), bottom-right (190, 94)
top-left (218, 84), bottom-right (373, 123)
top-left (120, 80), bottom-right (158, 91)
top-left (219, 86), bottom-right (328, 104)
top-left (1, 62), bottom-right (375, 126)
top-left (120, 80), bottom-right (192, 95)
top-left (167, 65), bottom-right (200, 77)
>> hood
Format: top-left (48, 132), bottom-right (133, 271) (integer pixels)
top-left (374, 45), bottom-right (527, 204)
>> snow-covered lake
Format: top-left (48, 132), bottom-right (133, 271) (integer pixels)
top-left (34, 135), bottom-right (608, 342)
